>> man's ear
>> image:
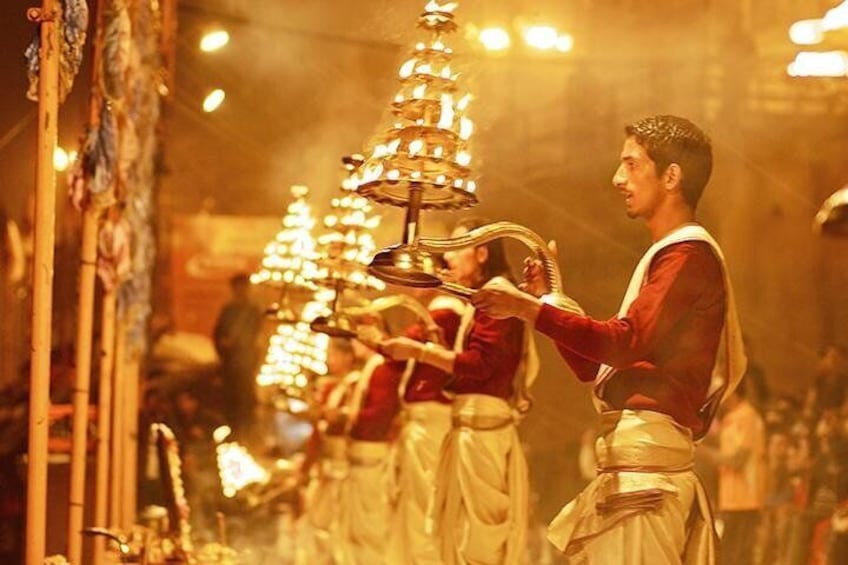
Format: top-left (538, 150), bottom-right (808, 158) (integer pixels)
top-left (474, 245), bottom-right (489, 266)
top-left (664, 163), bottom-right (683, 192)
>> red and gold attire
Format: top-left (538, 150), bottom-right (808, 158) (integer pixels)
top-left (305, 371), bottom-right (358, 563)
top-left (349, 359), bottom-right (404, 442)
top-left (430, 279), bottom-right (536, 565)
top-left (540, 225), bottom-right (746, 565)
top-left (388, 297), bottom-right (464, 565)
top-left (535, 240), bottom-right (725, 436)
top-left (339, 354), bottom-right (401, 565)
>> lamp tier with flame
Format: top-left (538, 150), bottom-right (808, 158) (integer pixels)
top-left (257, 299), bottom-right (330, 393)
top-left (214, 426), bottom-right (271, 499)
top-left (353, 1), bottom-right (478, 210)
top-left (251, 185), bottom-right (320, 289)
top-left (309, 157), bottom-right (387, 338)
top-left (315, 156), bottom-right (386, 292)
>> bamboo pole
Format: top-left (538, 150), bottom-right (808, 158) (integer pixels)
top-left (122, 354), bottom-right (140, 528)
top-left (92, 290), bottom-right (116, 565)
top-left (67, 0), bottom-right (106, 559)
top-left (25, 2), bottom-right (60, 564)
top-left (67, 207), bottom-right (99, 564)
top-left (109, 310), bottom-right (127, 528)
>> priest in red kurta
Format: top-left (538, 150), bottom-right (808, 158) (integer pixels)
top-left (473, 115), bottom-right (746, 565)
top-left (338, 328), bottom-right (403, 565)
top-left (381, 217), bottom-right (537, 565)
top-left (387, 294), bottom-right (464, 565)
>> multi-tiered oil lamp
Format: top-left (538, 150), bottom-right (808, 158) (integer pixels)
top-left (251, 185), bottom-right (321, 322)
top-left (309, 156), bottom-right (386, 338)
top-left (352, 1), bottom-right (478, 289)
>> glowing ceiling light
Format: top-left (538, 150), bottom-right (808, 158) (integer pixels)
top-left (203, 89), bottom-right (226, 112)
top-left (823, 1), bottom-right (848, 30)
top-left (200, 30), bottom-right (230, 52)
top-left (556, 33), bottom-right (574, 53)
top-left (787, 51), bottom-right (848, 77)
top-left (53, 147), bottom-right (70, 171)
top-left (479, 27), bottom-right (510, 51)
top-left (789, 19), bottom-right (824, 45)
top-left (524, 25), bottom-right (558, 50)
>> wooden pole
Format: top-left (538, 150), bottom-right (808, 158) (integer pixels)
top-left (67, 0), bottom-right (106, 559)
top-left (92, 290), bottom-right (115, 565)
top-left (25, 2), bottom-right (59, 564)
top-left (67, 207), bottom-right (100, 564)
top-left (109, 310), bottom-right (126, 528)
top-left (122, 354), bottom-right (140, 528)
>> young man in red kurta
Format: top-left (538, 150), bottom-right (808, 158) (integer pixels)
top-left (381, 217), bottom-right (535, 565)
top-left (473, 115), bottom-right (746, 564)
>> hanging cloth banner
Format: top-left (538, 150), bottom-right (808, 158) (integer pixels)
top-left (103, 0), bottom-right (132, 102)
top-left (97, 214), bottom-right (132, 292)
top-left (68, 103), bottom-right (118, 212)
top-left (24, 0), bottom-right (90, 104)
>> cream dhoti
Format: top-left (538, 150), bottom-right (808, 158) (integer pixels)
top-left (547, 409), bottom-right (715, 564)
top-left (339, 439), bottom-right (391, 565)
top-left (388, 401), bottom-right (453, 564)
top-left (429, 394), bottom-right (528, 565)
top-left (306, 435), bottom-right (349, 563)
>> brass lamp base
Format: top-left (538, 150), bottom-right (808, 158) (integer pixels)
top-left (309, 313), bottom-right (358, 339)
top-left (264, 303), bottom-right (299, 324)
top-left (367, 244), bottom-right (442, 288)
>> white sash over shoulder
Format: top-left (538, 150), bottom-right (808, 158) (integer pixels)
top-left (593, 224), bottom-right (746, 426)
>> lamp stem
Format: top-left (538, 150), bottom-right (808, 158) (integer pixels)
top-left (403, 186), bottom-right (424, 246)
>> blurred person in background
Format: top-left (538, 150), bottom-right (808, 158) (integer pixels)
top-left (805, 345), bottom-right (848, 422)
top-left (213, 273), bottom-right (263, 440)
top-left (712, 380), bottom-right (766, 564)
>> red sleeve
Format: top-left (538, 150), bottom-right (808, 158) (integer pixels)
top-left (453, 313), bottom-right (524, 383)
top-left (354, 362), bottom-right (402, 429)
top-left (300, 427), bottom-right (322, 475)
top-left (534, 242), bottom-right (720, 371)
top-left (551, 343), bottom-right (600, 382)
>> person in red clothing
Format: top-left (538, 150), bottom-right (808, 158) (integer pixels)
top-left (337, 316), bottom-right (399, 565)
top-left (473, 115), bottom-right (746, 564)
top-left (304, 338), bottom-right (358, 563)
top-left (387, 292), bottom-right (465, 564)
top-left (381, 217), bottom-right (538, 565)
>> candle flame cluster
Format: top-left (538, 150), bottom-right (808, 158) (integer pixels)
top-left (353, 1), bottom-right (478, 210)
top-left (216, 440), bottom-right (271, 498)
top-left (316, 157), bottom-right (386, 292)
top-left (251, 185), bottom-right (320, 288)
top-left (257, 300), bottom-right (331, 389)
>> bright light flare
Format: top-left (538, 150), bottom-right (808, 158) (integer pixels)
top-left (823, 1), bottom-right (848, 30)
top-left (524, 25), bottom-right (558, 50)
top-left (787, 50), bottom-right (848, 77)
top-left (213, 425), bottom-right (232, 444)
top-left (556, 33), bottom-right (574, 53)
top-left (479, 27), bottom-right (510, 51)
top-left (789, 19), bottom-right (824, 45)
top-left (53, 147), bottom-right (70, 171)
top-left (216, 441), bottom-right (270, 498)
top-left (200, 30), bottom-right (230, 52)
top-left (203, 89), bottom-right (226, 112)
